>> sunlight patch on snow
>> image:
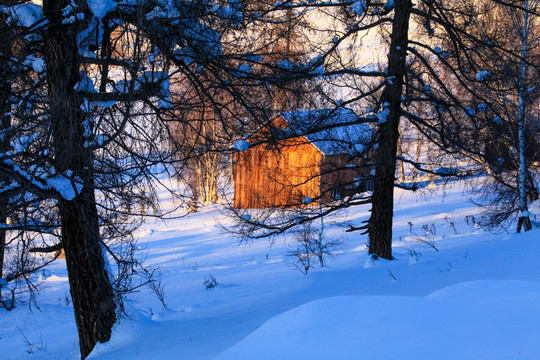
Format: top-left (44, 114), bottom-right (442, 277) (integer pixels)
top-left (350, 244), bottom-right (368, 252)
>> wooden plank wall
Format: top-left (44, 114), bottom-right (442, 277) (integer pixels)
top-left (234, 137), bottom-right (322, 208)
top-left (320, 154), bottom-right (371, 202)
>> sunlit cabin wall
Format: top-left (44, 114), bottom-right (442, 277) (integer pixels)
top-left (234, 137), bottom-right (322, 209)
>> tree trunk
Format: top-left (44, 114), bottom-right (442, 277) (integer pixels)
top-left (0, 11), bottom-right (13, 295)
top-left (516, 0), bottom-right (532, 232)
top-left (397, 124), bottom-right (405, 182)
top-left (43, 1), bottom-right (116, 357)
top-left (59, 190), bottom-right (116, 359)
top-left (368, 0), bottom-right (411, 260)
top-left (412, 129), bottom-right (422, 181)
top-left (199, 152), bottom-right (220, 204)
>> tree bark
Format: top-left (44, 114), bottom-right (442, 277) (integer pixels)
top-left (397, 124), bottom-right (405, 182)
top-left (43, 1), bottom-right (116, 358)
top-left (412, 129), bottom-right (422, 181)
top-left (59, 189), bottom-right (116, 359)
top-left (368, 0), bottom-right (411, 260)
top-left (516, 0), bottom-right (532, 232)
top-left (0, 10), bottom-right (13, 294)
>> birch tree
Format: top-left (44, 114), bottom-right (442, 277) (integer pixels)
top-left (410, 0), bottom-right (540, 231)
top-left (514, 0), bottom-right (537, 232)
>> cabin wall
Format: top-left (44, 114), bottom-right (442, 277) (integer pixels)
top-left (320, 154), bottom-right (373, 202)
top-left (234, 138), bottom-right (322, 208)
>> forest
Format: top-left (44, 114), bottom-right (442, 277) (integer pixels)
top-left (0, 0), bottom-right (539, 359)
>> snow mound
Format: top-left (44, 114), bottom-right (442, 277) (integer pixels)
top-left (214, 280), bottom-right (540, 360)
top-left (529, 199), bottom-right (540, 215)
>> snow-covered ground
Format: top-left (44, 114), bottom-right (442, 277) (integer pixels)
top-left (1, 179), bottom-right (539, 359)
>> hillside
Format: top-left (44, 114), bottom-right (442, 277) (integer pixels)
top-left (1, 179), bottom-right (539, 359)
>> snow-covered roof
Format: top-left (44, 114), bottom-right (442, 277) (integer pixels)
top-left (279, 108), bottom-right (373, 155)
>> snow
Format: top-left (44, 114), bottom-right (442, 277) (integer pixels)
top-left (95, 134), bottom-right (107, 146)
top-left (74, 74), bottom-right (97, 93)
top-left (477, 103), bottom-right (487, 112)
top-left (234, 64), bottom-right (252, 77)
top-left (212, 5), bottom-right (243, 24)
top-left (183, 23), bottom-right (222, 60)
top-left (277, 60), bottom-right (293, 70)
top-left (91, 100), bottom-right (117, 108)
top-left (87, 0), bottom-right (118, 21)
top-left (276, 59), bottom-right (324, 75)
top-left (383, 0), bottom-right (394, 10)
top-left (114, 80), bottom-right (138, 94)
top-left (1, 179), bottom-right (540, 359)
top-left (32, 58), bottom-right (46, 73)
top-left (79, 48), bottom-right (98, 58)
top-left (475, 70), bottom-right (490, 82)
top-left (351, 1), bottom-right (367, 16)
top-left (137, 71), bottom-right (170, 95)
top-left (11, 135), bottom-right (37, 153)
top-left (246, 52), bottom-right (261, 63)
top-left (145, 1), bottom-right (182, 20)
top-left (237, 64), bottom-right (251, 74)
top-left (302, 197), bottom-right (313, 204)
top-left (233, 139), bottom-right (251, 152)
top-left (158, 98), bottom-right (172, 109)
top-left (376, 103), bottom-right (390, 124)
top-left (3, 3), bottom-right (43, 28)
top-left (310, 65), bottom-right (324, 75)
top-left (434, 167), bottom-right (457, 176)
top-left (280, 108), bottom-right (374, 155)
top-left (46, 176), bottom-right (82, 201)
top-left (530, 200), bottom-right (540, 214)
top-left (215, 280), bottom-right (540, 360)
top-left (62, 12), bottom-right (85, 25)
top-left (377, 108), bottom-right (390, 124)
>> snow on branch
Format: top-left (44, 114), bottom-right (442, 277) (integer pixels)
top-left (1, 3), bottom-right (43, 28)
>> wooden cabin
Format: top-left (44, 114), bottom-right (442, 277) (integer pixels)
top-left (233, 108), bottom-right (374, 208)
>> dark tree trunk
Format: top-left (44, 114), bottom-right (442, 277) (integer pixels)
top-left (43, 1), bottom-right (116, 358)
top-left (59, 189), bottom-right (116, 359)
top-left (368, 0), bottom-right (411, 260)
top-left (517, 215), bottom-right (532, 233)
top-left (0, 10), bottom-right (13, 292)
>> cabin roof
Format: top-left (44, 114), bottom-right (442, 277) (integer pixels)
top-left (279, 108), bottom-right (373, 155)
